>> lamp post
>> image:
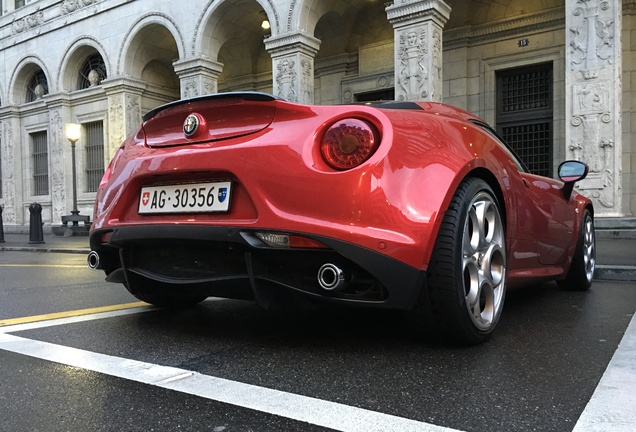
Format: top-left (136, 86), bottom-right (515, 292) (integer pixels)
top-left (60, 123), bottom-right (90, 232)
top-left (65, 123), bottom-right (81, 216)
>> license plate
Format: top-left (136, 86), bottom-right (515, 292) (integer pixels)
top-left (138, 181), bottom-right (232, 214)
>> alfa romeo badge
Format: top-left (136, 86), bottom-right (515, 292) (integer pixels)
top-left (183, 114), bottom-right (200, 137)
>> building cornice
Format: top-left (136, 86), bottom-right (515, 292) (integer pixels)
top-left (624, 0), bottom-right (636, 14)
top-left (101, 76), bottom-right (147, 94)
top-left (444, 7), bottom-right (565, 49)
top-left (386, 0), bottom-right (451, 27)
top-left (0, 0), bottom-right (129, 46)
top-left (264, 31), bottom-right (321, 56)
top-left (173, 58), bottom-right (224, 76)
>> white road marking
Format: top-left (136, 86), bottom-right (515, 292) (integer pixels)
top-left (572, 313), bottom-right (636, 432)
top-left (0, 330), bottom-right (462, 432)
top-left (1, 305), bottom-right (634, 431)
top-left (0, 306), bottom-right (156, 333)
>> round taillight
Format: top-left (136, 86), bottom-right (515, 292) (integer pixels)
top-left (320, 119), bottom-right (379, 170)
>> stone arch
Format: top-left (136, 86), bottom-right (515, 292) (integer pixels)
top-left (9, 56), bottom-right (53, 105)
top-left (293, 0), bottom-right (393, 103)
top-left (58, 37), bottom-right (111, 91)
top-left (195, 0), bottom-right (280, 59)
top-left (196, 0), bottom-right (277, 92)
top-left (117, 13), bottom-right (184, 91)
top-left (294, 0), bottom-right (393, 56)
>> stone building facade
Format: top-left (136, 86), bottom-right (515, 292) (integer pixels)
top-left (0, 0), bottom-right (633, 230)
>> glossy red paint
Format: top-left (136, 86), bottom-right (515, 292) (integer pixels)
top-left (91, 94), bottom-right (591, 285)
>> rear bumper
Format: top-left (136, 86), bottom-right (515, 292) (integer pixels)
top-left (89, 225), bottom-right (425, 310)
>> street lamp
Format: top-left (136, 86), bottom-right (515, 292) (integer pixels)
top-left (66, 123), bottom-right (81, 216)
top-left (61, 123), bottom-right (90, 231)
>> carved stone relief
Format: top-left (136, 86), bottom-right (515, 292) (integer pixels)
top-left (431, 28), bottom-right (442, 101)
top-left (61, 0), bottom-right (100, 15)
top-left (300, 59), bottom-right (313, 104)
top-left (174, 59), bottom-right (224, 99)
top-left (108, 95), bottom-right (125, 155)
top-left (183, 80), bottom-right (198, 99)
top-left (1, 121), bottom-right (16, 223)
top-left (397, 28), bottom-right (428, 100)
top-left (388, 0), bottom-right (450, 103)
top-left (566, 0), bottom-right (621, 214)
top-left (203, 79), bottom-right (217, 95)
top-left (49, 109), bottom-right (66, 221)
top-left (125, 94), bottom-right (141, 137)
top-left (276, 58), bottom-right (297, 102)
top-left (265, 32), bottom-right (320, 105)
top-left (11, 10), bottom-right (44, 34)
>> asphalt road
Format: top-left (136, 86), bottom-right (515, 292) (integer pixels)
top-left (0, 250), bottom-right (635, 432)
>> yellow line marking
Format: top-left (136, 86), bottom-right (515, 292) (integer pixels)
top-left (0, 264), bottom-right (86, 268)
top-left (0, 302), bottom-right (148, 327)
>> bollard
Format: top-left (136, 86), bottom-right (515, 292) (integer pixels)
top-left (0, 205), bottom-right (5, 243)
top-left (28, 202), bottom-right (45, 244)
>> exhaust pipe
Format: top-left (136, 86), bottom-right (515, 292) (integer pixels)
top-left (87, 251), bottom-right (101, 270)
top-left (317, 263), bottom-right (347, 291)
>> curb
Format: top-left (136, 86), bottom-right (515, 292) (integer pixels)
top-left (0, 246), bottom-right (89, 255)
top-left (595, 230), bottom-right (636, 240)
top-left (594, 265), bottom-right (636, 282)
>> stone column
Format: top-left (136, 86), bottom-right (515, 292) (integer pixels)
top-left (264, 32), bottom-right (321, 104)
top-left (0, 112), bottom-right (23, 225)
top-left (173, 58), bottom-right (224, 99)
top-left (103, 78), bottom-right (146, 157)
top-left (387, 0), bottom-right (451, 102)
top-left (46, 98), bottom-right (73, 224)
top-left (566, 0), bottom-right (622, 216)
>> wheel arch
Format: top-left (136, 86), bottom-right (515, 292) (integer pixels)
top-left (461, 167), bottom-right (508, 235)
top-left (419, 165), bottom-right (508, 271)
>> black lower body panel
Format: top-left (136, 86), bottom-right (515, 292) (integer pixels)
top-left (89, 225), bottom-right (426, 310)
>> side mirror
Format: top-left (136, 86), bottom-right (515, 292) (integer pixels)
top-left (558, 160), bottom-right (589, 200)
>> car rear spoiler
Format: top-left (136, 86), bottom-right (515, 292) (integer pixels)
top-left (143, 92), bottom-right (281, 122)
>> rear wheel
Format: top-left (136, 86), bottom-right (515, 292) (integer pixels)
top-left (415, 178), bottom-right (507, 345)
top-left (557, 209), bottom-right (595, 291)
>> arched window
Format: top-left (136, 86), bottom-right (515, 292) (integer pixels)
top-left (26, 70), bottom-right (48, 102)
top-left (78, 54), bottom-right (107, 89)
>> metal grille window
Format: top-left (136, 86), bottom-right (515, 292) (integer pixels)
top-left (500, 123), bottom-right (551, 176)
top-left (15, 0), bottom-right (26, 8)
top-left (497, 63), bottom-right (553, 177)
top-left (78, 54), bottom-right (107, 89)
top-left (26, 70), bottom-right (48, 102)
top-left (355, 89), bottom-right (395, 102)
top-left (500, 70), bottom-right (551, 113)
top-left (31, 131), bottom-right (49, 196)
top-left (84, 121), bottom-right (105, 193)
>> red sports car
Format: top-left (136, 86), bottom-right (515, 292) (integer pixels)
top-left (88, 92), bottom-right (595, 344)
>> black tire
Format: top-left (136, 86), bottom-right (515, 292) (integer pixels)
top-left (414, 178), bottom-right (507, 345)
top-left (557, 209), bottom-right (595, 291)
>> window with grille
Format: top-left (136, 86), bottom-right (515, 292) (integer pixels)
top-left (496, 63), bottom-right (553, 177)
top-left (26, 70), bottom-right (48, 103)
top-left (78, 54), bottom-right (107, 89)
top-left (15, 0), bottom-right (26, 9)
top-left (31, 131), bottom-right (49, 196)
top-left (355, 89), bottom-right (395, 102)
top-left (84, 121), bottom-right (104, 193)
